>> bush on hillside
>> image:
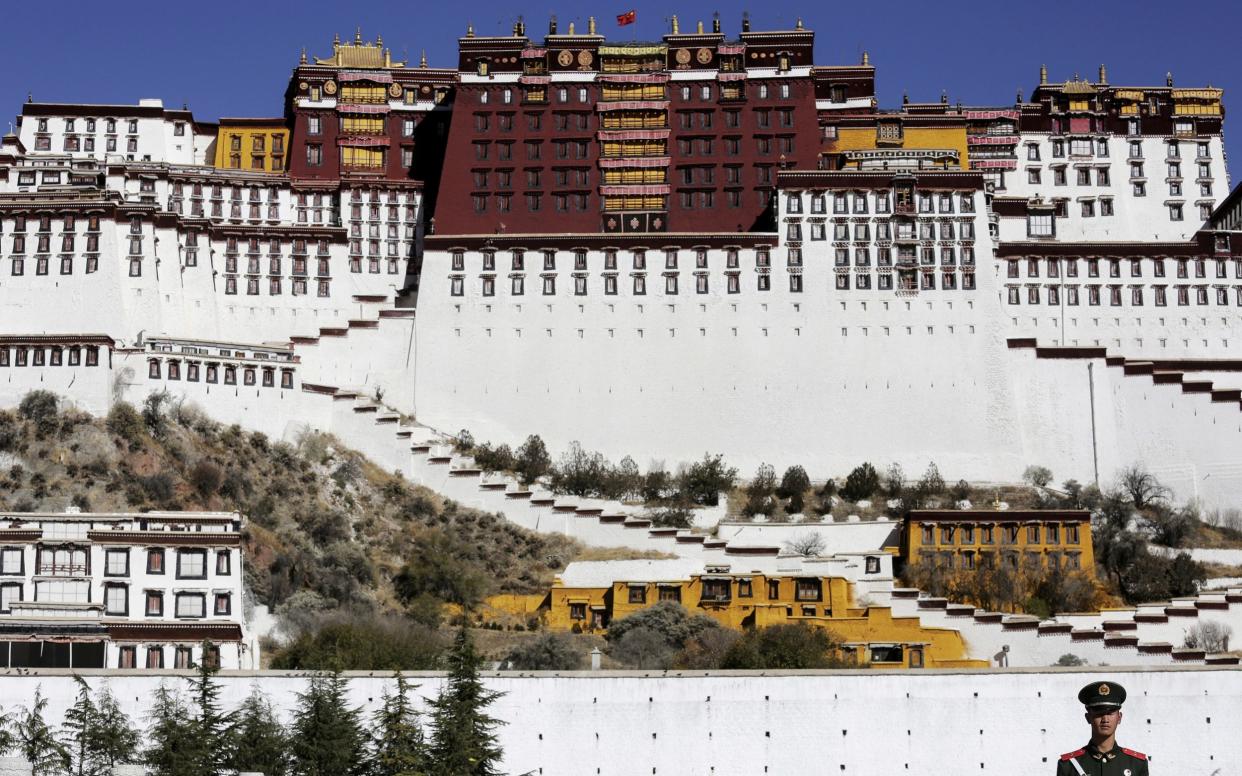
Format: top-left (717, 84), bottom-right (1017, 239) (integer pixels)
top-left (776, 466), bottom-right (811, 515)
top-left (269, 615), bottom-right (445, 670)
top-left (720, 623), bottom-right (848, 669)
top-left (503, 632), bottom-right (583, 670)
top-left (19, 390), bottom-right (60, 438)
top-left (839, 462), bottom-right (879, 503)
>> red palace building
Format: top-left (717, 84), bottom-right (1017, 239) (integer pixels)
top-left (433, 14), bottom-right (874, 235)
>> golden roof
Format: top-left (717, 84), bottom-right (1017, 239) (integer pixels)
top-left (313, 29), bottom-right (405, 69)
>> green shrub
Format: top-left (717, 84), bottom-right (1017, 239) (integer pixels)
top-left (678, 453), bottom-right (738, 506)
top-left (18, 390), bottom-right (60, 438)
top-left (503, 632), bottom-right (583, 670)
top-left (106, 402), bottom-right (146, 448)
top-left (720, 623), bottom-right (846, 669)
top-left (839, 462), bottom-right (879, 503)
top-left (270, 616), bottom-right (445, 670)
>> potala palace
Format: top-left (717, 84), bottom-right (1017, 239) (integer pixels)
top-left (2, 15), bottom-right (1242, 776)
top-left (2, 21), bottom-right (1239, 512)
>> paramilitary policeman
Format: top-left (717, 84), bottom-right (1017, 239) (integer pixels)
top-left (1056, 681), bottom-right (1149, 776)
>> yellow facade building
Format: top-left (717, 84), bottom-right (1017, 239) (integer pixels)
top-left (902, 509), bottom-right (1095, 576)
top-left (214, 118), bottom-right (290, 173)
top-left (820, 106), bottom-right (970, 171)
top-left (528, 559), bottom-right (985, 669)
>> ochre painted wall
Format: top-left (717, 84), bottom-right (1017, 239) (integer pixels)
top-left (214, 124), bottom-right (290, 173)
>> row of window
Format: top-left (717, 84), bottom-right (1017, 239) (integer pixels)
top-left (222, 276), bottom-right (332, 297)
top-left (148, 358), bottom-right (295, 388)
top-left (450, 268), bottom-right (977, 296)
top-left (1025, 138), bottom-right (1212, 161)
top-left (100, 586), bottom-right (232, 618)
top-left (0, 345), bottom-right (100, 368)
top-left (918, 522), bottom-right (1081, 546)
top-left (471, 80), bottom-right (795, 105)
top-left (0, 546), bottom-right (230, 578)
top-left (919, 549), bottom-right (1082, 571)
top-left (1006, 257), bottom-right (1242, 281)
top-left (1006, 284), bottom-right (1242, 307)
top-left (450, 248), bottom-right (773, 273)
top-left (785, 191), bottom-right (977, 216)
top-left (0, 214), bottom-right (104, 233)
top-left (33, 117), bottom-right (151, 135)
top-left (33, 136), bottom-right (140, 153)
top-left (790, 220), bottom-right (978, 242)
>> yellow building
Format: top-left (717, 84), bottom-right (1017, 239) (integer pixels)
top-left (528, 559), bottom-right (985, 669)
top-left (214, 118), bottom-right (290, 173)
top-left (902, 509), bottom-right (1095, 576)
top-left (821, 106), bottom-right (970, 171)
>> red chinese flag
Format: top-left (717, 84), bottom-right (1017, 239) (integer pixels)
top-left (617, 9), bottom-right (637, 25)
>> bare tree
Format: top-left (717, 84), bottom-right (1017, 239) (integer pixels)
top-left (784, 532), bottom-right (827, 557)
top-left (1117, 464), bottom-right (1170, 509)
top-left (1022, 465), bottom-right (1053, 488)
top-left (1184, 620), bottom-right (1233, 653)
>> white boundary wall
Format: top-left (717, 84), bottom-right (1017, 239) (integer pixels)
top-left (1, 667), bottom-right (1238, 776)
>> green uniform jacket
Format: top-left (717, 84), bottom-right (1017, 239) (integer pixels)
top-left (1056, 743), bottom-right (1149, 776)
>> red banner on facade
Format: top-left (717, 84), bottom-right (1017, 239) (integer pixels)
top-left (617, 10), bottom-right (636, 25)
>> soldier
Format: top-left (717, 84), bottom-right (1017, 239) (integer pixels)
top-left (1056, 681), bottom-right (1149, 776)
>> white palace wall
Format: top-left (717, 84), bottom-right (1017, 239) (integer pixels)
top-left (2, 667), bottom-right (1238, 776)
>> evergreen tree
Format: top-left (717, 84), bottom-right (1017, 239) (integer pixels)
top-left (61, 677), bottom-right (98, 776)
top-left (144, 685), bottom-right (199, 776)
top-left (15, 687), bottom-right (69, 776)
top-left (186, 642), bottom-right (232, 775)
top-left (228, 687), bottom-right (290, 776)
top-left (290, 672), bottom-right (368, 776)
top-left (91, 683), bottom-right (140, 773)
top-left (369, 673), bottom-right (429, 776)
top-left (428, 628), bottom-right (505, 776)
top-left (0, 705), bottom-right (14, 756)
top-left (61, 677), bottom-right (139, 776)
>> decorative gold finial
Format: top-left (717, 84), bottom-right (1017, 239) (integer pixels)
top-left (713, 12), bottom-right (721, 33)
top-left (1039, 64), bottom-right (1047, 84)
top-left (420, 49), bottom-right (428, 68)
top-left (1098, 64), bottom-right (1107, 85)
top-left (697, 20), bottom-right (704, 33)
top-left (861, 50), bottom-right (870, 66)
top-left (300, 48), bottom-right (307, 65)
top-left (355, 27), bottom-right (362, 44)
top-left (466, 22), bottom-right (474, 37)
top-left (795, 17), bottom-right (804, 30)
top-left (588, 16), bottom-right (596, 34)
top-left (568, 21), bottom-right (575, 35)
top-left (377, 34), bottom-right (383, 48)
top-left (333, 32), bottom-right (341, 48)
top-left (1167, 71), bottom-right (1174, 87)
top-left (671, 15), bottom-right (679, 34)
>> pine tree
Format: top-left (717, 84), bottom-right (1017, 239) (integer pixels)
top-left (90, 683), bottom-right (140, 773)
top-left (0, 704), bottom-right (14, 755)
top-left (144, 684), bottom-right (199, 776)
top-left (186, 642), bottom-right (232, 775)
top-left (228, 687), bottom-right (290, 776)
top-left (61, 677), bottom-right (98, 776)
top-left (15, 687), bottom-right (69, 776)
top-left (428, 628), bottom-right (505, 776)
top-left (290, 672), bottom-right (368, 776)
top-left (369, 673), bottom-right (428, 776)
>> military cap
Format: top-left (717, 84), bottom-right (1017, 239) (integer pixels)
top-left (1078, 680), bottom-right (1126, 709)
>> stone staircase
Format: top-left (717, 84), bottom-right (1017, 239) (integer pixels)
top-left (890, 584), bottom-right (1242, 667)
top-left (1008, 338), bottom-right (1242, 413)
top-left (293, 379), bottom-right (781, 559)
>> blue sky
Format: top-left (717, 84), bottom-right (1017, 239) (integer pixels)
top-left (4, 0), bottom-right (1238, 180)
